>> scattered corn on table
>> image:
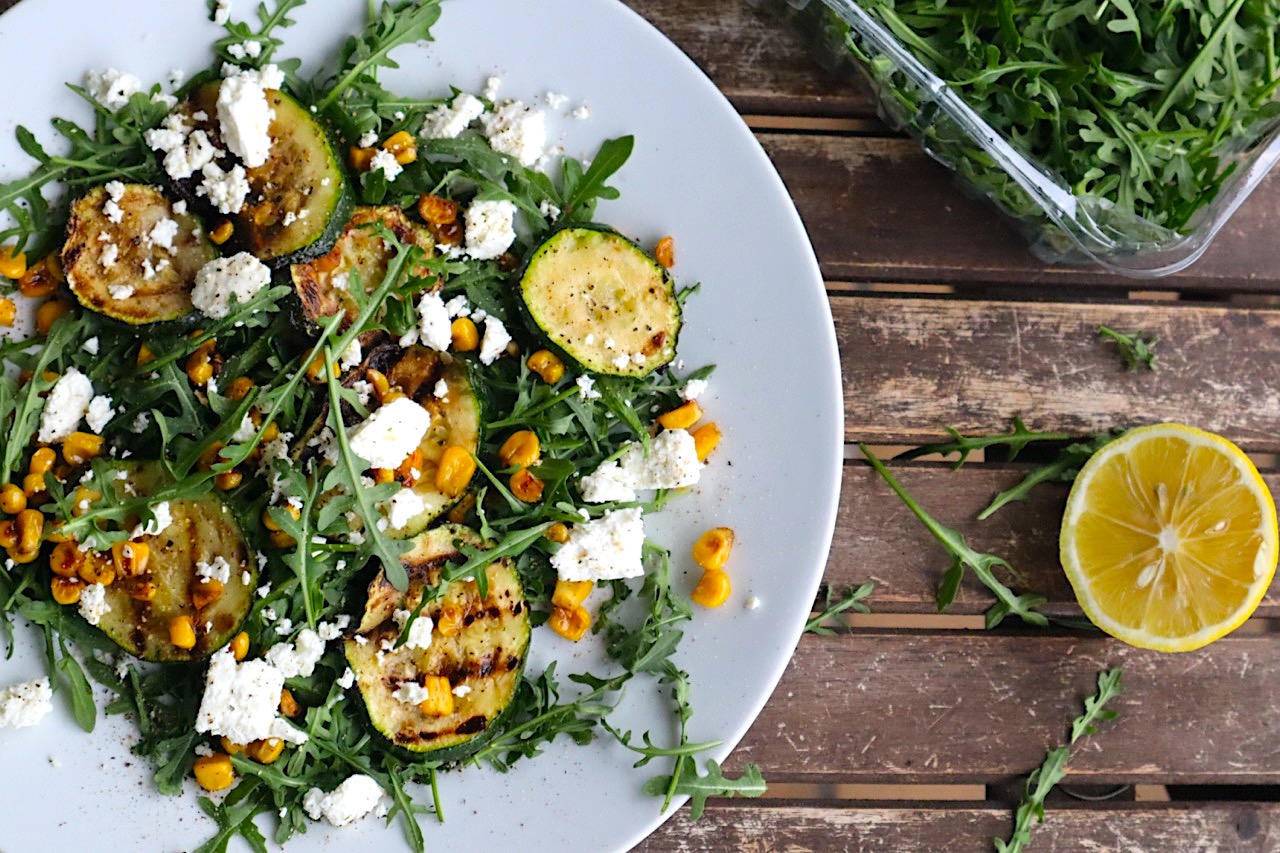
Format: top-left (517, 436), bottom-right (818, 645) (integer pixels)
top-left (624, 1), bottom-right (1280, 850)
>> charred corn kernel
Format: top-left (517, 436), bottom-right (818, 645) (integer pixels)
top-left (247, 737), bottom-right (285, 765)
top-left (692, 422), bottom-right (721, 462)
top-left (270, 530), bottom-right (296, 549)
top-left (0, 521), bottom-right (18, 549)
top-left (77, 554), bottom-right (115, 587)
top-left (169, 615), bottom-right (197, 650)
top-left (261, 505), bottom-right (299, 531)
top-left (416, 194), bottom-right (458, 225)
top-left (526, 349), bottom-right (565, 384)
top-left (187, 357), bottom-right (214, 387)
top-left (16, 509), bottom-right (43, 554)
top-left (35, 299), bottom-right (72, 335)
top-left (0, 298), bottom-right (16, 327)
top-left (450, 317), bottom-right (479, 351)
top-left (552, 579), bottom-right (593, 610)
top-left (70, 487), bottom-right (101, 517)
top-left (136, 343), bottom-right (156, 367)
top-left (209, 219), bottom-right (234, 245)
top-left (435, 446), bottom-right (476, 497)
top-left (397, 449), bottom-right (424, 487)
top-left (548, 604), bottom-right (590, 642)
top-left (220, 737), bottom-right (245, 755)
top-left (262, 420), bottom-right (280, 443)
top-left (50, 541), bottom-right (82, 578)
top-left (349, 145), bottom-right (376, 171)
top-left (655, 235), bottom-right (676, 269)
top-left (128, 580), bottom-right (158, 602)
top-left (692, 527), bottom-right (735, 571)
top-left (0, 484), bottom-right (26, 514)
top-left (0, 245), bottom-right (26, 280)
top-left (435, 603), bottom-right (464, 638)
top-left (9, 547), bottom-right (39, 565)
top-left (44, 252), bottom-right (64, 282)
top-left (382, 130), bottom-right (418, 165)
top-left (380, 388), bottom-right (406, 405)
top-left (544, 522), bottom-right (570, 544)
top-left (45, 522), bottom-right (70, 543)
top-left (51, 576), bottom-right (83, 605)
top-left (499, 430), bottom-right (540, 469)
top-left (17, 258), bottom-right (57, 298)
top-left (193, 754), bottom-right (235, 792)
top-left (658, 400), bottom-right (703, 431)
top-left (416, 675), bottom-right (454, 717)
top-left (226, 377), bottom-right (254, 400)
top-left (446, 491), bottom-right (476, 524)
top-left (691, 568), bottom-right (731, 608)
top-left (510, 468), bottom-right (544, 503)
top-left (112, 541), bottom-right (150, 578)
top-left (279, 688), bottom-right (301, 718)
top-left (373, 467), bottom-right (395, 485)
top-left (22, 473), bottom-right (46, 498)
top-left (191, 578), bottom-right (224, 610)
top-left (366, 369), bottom-right (391, 399)
top-left (63, 432), bottom-right (104, 465)
top-left (306, 356), bottom-right (338, 384)
top-left (29, 447), bottom-right (56, 476)
top-left (215, 469), bottom-right (243, 491)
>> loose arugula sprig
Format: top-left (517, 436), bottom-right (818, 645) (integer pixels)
top-left (1098, 326), bottom-right (1158, 372)
top-left (896, 417), bottom-right (1070, 467)
top-left (805, 582), bottom-right (874, 635)
top-left (996, 668), bottom-right (1124, 853)
top-left (210, 0), bottom-right (307, 73)
top-left (979, 431), bottom-right (1122, 520)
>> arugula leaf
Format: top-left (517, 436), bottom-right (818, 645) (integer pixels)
top-left (314, 0), bottom-right (443, 112)
top-left (560, 136), bottom-right (634, 222)
top-left (211, 0), bottom-right (307, 72)
top-left (1098, 325), bottom-right (1158, 372)
top-left (978, 431), bottom-right (1121, 520)
top-left (895, 417), bottom-right (1070, 468)
top-left (805, 582), bottom-right (874, 634)
top-left (642, 759), bottom-right (766, 820)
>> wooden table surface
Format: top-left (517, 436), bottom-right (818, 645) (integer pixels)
top-left (626, 1), bottom-right (1280, 850)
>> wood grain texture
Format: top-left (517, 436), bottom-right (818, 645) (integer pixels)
top-left (837, 296), bottom-right (1280, 450)
top-left (641, 801), bottom-right (1280, 852)
top-left (727, 633), bottom-right (1280, 784)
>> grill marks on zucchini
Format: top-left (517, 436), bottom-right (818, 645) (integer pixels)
top-left (344, 525), bottom-right (529, 759)
top-left (62, 184), bottom-right (216, 325)
top-left (520, 227), bottom-right (681, 376)
top-left (291, 205), bottom-right (435, 328)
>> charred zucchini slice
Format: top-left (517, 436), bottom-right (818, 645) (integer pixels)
top-left (95, 463), bottom-right (256, 662)
top-left (344, 524), bottom-right (529, 760)
top-left (62, 183), bottom-right (216, 325)
top-left (291, 205), bottom-right (435, 328)
top-left (520, 227), bottom-right (680, 377)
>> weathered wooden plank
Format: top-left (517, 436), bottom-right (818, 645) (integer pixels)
top-left (835, 297), bottom-right (1280, 450)
top-left (726, 633), bottom-right (1280, 784)
top-left (765, 134), bottom-right (1280, 292)
top-left (640, 801), bottom-right (1280, 852)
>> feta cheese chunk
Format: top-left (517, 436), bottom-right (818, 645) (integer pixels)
top-left (478, 316), bottom-right (511, 365)
top-left (463, 199), bottom-right (517, 260)
top-left (195, 647), bottom-right (307, 745)
top-left (339, 339), bottom-right (363, 370)
top-left (264, 628), bottom-right (326, 679)
top-left (551, 507), bottom-right (646, 582)
top-left (192, 252), bottom-right (272, 319)
top-left (0, 677), bottom-right (53, 729)
top-left (680, 378), bottom-right (708, 402)
top-left (37, 368), bottom-right (94, 443)
top-left (85, 395), bottom-right (114, 434)
top-left (369, 148), bottom-right (402, 181)
top-left (576, 375), bottom-right (600, 400)
top-left (216, 64), bottom-right (285, 164)
top-left (303, 775), bottom-right (384, 827)
top-left (481, 100), bottom-right (546, 166)
top-left (148, 217), bottom-right (180, 253)
top-left (391, 681), bottom-right (430, 705)
top-left (578, 429), bottom-right (703, 503)
top-left (420, 92), bottom-right (486, 139)
top-left (416, 291), bottom-right (452, 351)
top-left (385, 488), bottom-right (425, 530)
top-left (145, 113), bottom-right (220, 182)
top-left (347, 397), bottom-right (431, 469)
top-left (131, 501), bottom-right (174, 538)
top-left (78, 583), bottom-right (111, 626)
top-left (196, 555), bottom-right (233, 584)
top-left (197, 161), bottom-right (251, 214)
top-left (84, 68), bottom-right (142, 111)
top-left (393, 609), bottom-right (433, 651)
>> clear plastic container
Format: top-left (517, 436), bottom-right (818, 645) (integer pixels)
top-left (790, 0), bottom-right (1280, 278)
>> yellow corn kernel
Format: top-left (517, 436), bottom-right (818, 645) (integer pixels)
top-left (215, 469), bottom-right (243, 491)
top-left (0, 521), bottom-right (15, 550)
top-left (510, 468), bottom-right (544, 503)
top-left (0, 483), bottom-right (26, 514)
top-left (9, 547), bottom-right (39, 565)
top-left (191, 578), bottom-right (224, 610)
top-left (655, 235), bottom-right (676, 269)
top-left (15, 508), bottom-right (43, 554)
top-left (373, 467), bottom-right (396, 485)
top-left (416, 675), bottom-right (454, 717)
top-left (62, 432), bottom-right (104, 465)
top-left (50, 576), bottom-right (84, 605)
top-left (349, 145), bottom-right (376, 171)
top-left (136, 343), bottom-right (156, 367)
top-left (128, 580), bottom-right (158, 602)
top-left (29, 447), bottom-right (56, 476)
top-left (435, 603), bottom-right (464, 638)
top-left (380, 388), bottom-right (407, 405)
top-left (450, 317), bottom-right (479, 351)
top-left (35, 299), bottom-right (72, 335)
top-left (270, 530), bottom-right (297, 549)
top-left (193, 754), bottom-right (235, 792)
top-left (692, 422), bottom-right (722, 462)
top-left (366, 369), bottom-right (391, 400)
top-left (187, 357), bottom-right (214, 387)
top-left (416, 194), bottom-right (458, 225)
top-left (397, 448), bottom-right (425, 487)
top-left (0, 298), bottom-right (16, 327)
top-left (261, 420), bottom-right (280, 443)
top-left (49, 540), bottom-right (82, 579)
top-left (169, 615), bottom-right (197, 650)
top-left (435, 446), bottom-right (476, 498)
top-left (17, 258), bottom-right (58, 298)
top-left (279, 688), bottom-right (301, 719)
top-left (226, 377), bottom-right (254, 400)
top-left (548, 604), bottom-right (590, 641)
top-left (22, 473), bottom-right (46, 499)
top-left (112, 541), bottom-right (150, 578)
top-left (691, 569), bottom-right (731, 608)
top-left (692, 527), bottom-right (735, 571)
top-left (0, 245), bottom-right (27, 280)
top-left (70, 486), bottom-right (101, 518)
top-left (526, 349), bottom-right (565, 385)
top-left (499, 430), bottom-right (541, 469)
top-left (658, 400), bottom-right (703, 431)
top-left (306, 356), bottom-right (337, 384)
top-left (45, 521), bottom-right (70, 543)
top-left (77, 553), bottom-right (115, 587)
top-left (261, 504), bottom-right (301, 532)
top-left (382, 130), bottom-right (418, 165)
top-left (247, 737), bottom-right (285, 765)
top-left (552, 579), bottom-right (593, 610)
top-left (544, 522), bottom-right (570, 544)
top-left (230, 631), bottom-right (250, 662)
top-left (209, 219), bottom-right (234, 245)
top-left (220, 737), bottom-right (245, 756)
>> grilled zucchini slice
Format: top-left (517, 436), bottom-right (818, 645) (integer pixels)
top-left (520, 227), bottom-right (680, 377)
top-left (291, 205), bottom-right (435, 328)
top-left (61, 183), bottom-right (217, 325)
top-left (95, 463), bottom-right (256, 662)
top-left (344, 524), bottom-right (529, 760)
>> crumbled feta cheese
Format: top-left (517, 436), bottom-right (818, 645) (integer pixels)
top-left (385, 488), bottom-right (425, 530)
top-left (257, 431), bottom-right (292, 472)
top-left (195, 647), bottom-right (302, 745)
top-left (130, 411), bottom-right (150, 434)
top-left (420, 92), bottom-right (486, 139)
top-left (483, 76), bottom-right (502, 100)
top-left (444, 295), bottom-right (470, 318)
top-left (303, 775), bottom-right (384, 827)
top-left (264, 628), bottom-right (325, 679)
top-left (346, 397), bottom-right (431, 470)
top-left (393, 609), bottom-right (433, 651)
top-left (231, 414), bottom-right (257, 443)
top-left (337, 668), bottom-right (356, 689)
top-left (317, 616), bottom-right (349, 642)
top-left (680, 378), bottom-right (708, 402)
top-left (610, 353), bottom-right (632, 370)
top-left (108, 283), bottom-right (135, 300)
top-left (226, 40), bottom-right (263, 61)
top-left (0, 678), bottom-right (53, 729)
top-left (392, 681), bottom-right (430, 705)
top-left (538, 198), bottom-right (561, 220)
top-left (37, 368), bottom-right (94, 443)
top-left (745, 595), bottom-right (762, 611)
top-left (241, 570), bottom-right (251, 585)
top-left (99, 242), bottom-right (119, 270)
top-left (194, 743), bottom-right (215, 758)
top-left (78, 583), bottom-right (111, 626)
top-left (192, 252), bottom-right (271, 318)
top-left (82, 337), bottom-right (99, 356)
top-left (102, 179), bottom-right (126, 223)
top-left (551, 507), bottom-right (646, 581)
top-left (545, 91), bottom-right (569, 110)
top-left (478, 316), bottom-right (511, 365)
top-left (84, 68), bottom-right (142, 111)
top-left (131, 501), bottom-right (173, 538)
top-left (416, 291), bottom-right (451, 351)
top-left (578, 429), bottom-right (703, 503)
top-left (85, 395), bottom-right (114, 434)
top-left (481, 100), bottom-right (546, 166)
top-left (196, 555), bottom-right (233, 584)
top-left (213, 0), bottom-right (231, 24)
top-left (151, 91), bottom-right (179, 109)
top-left (216, 63), bottom-right (283, 169)
top-left (576, 375), bottom-right (600, 400)
top-left (432, 379), bottom-right (449, 399)
top-left (357, 130), bottom-right (378, 148)
top-left (452, 684), bottom-right (472, 698)
top-left (369, 148), bottom-right (402, 181)
top-left (146, 113), bottom-right (221, 182)
top-left (572, 103), bottom-right (592, 120)
top-left (148, 218), bottom-right (179, 252)
top-left (339, 339), bottom-right (363, 370)
top-left (197, 161), bottom-right (251, 214)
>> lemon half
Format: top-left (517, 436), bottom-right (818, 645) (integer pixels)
top-left (1060, 423), bottom-right (1278, 652)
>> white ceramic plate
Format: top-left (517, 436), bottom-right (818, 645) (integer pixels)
top-left (0, 1), bottom-right (842, 850)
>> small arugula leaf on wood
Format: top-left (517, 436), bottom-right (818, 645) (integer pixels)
top-left (641, 759), bottom-right (767, 820)
top-left (1098, 325), bottom-right (1158, 372)
top-left (805, 581), bottom-right (874, 635)
top-left (978, 431), bottom-right (1122, 520)
top-left (896, 417), bottom-right (1071, 468)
